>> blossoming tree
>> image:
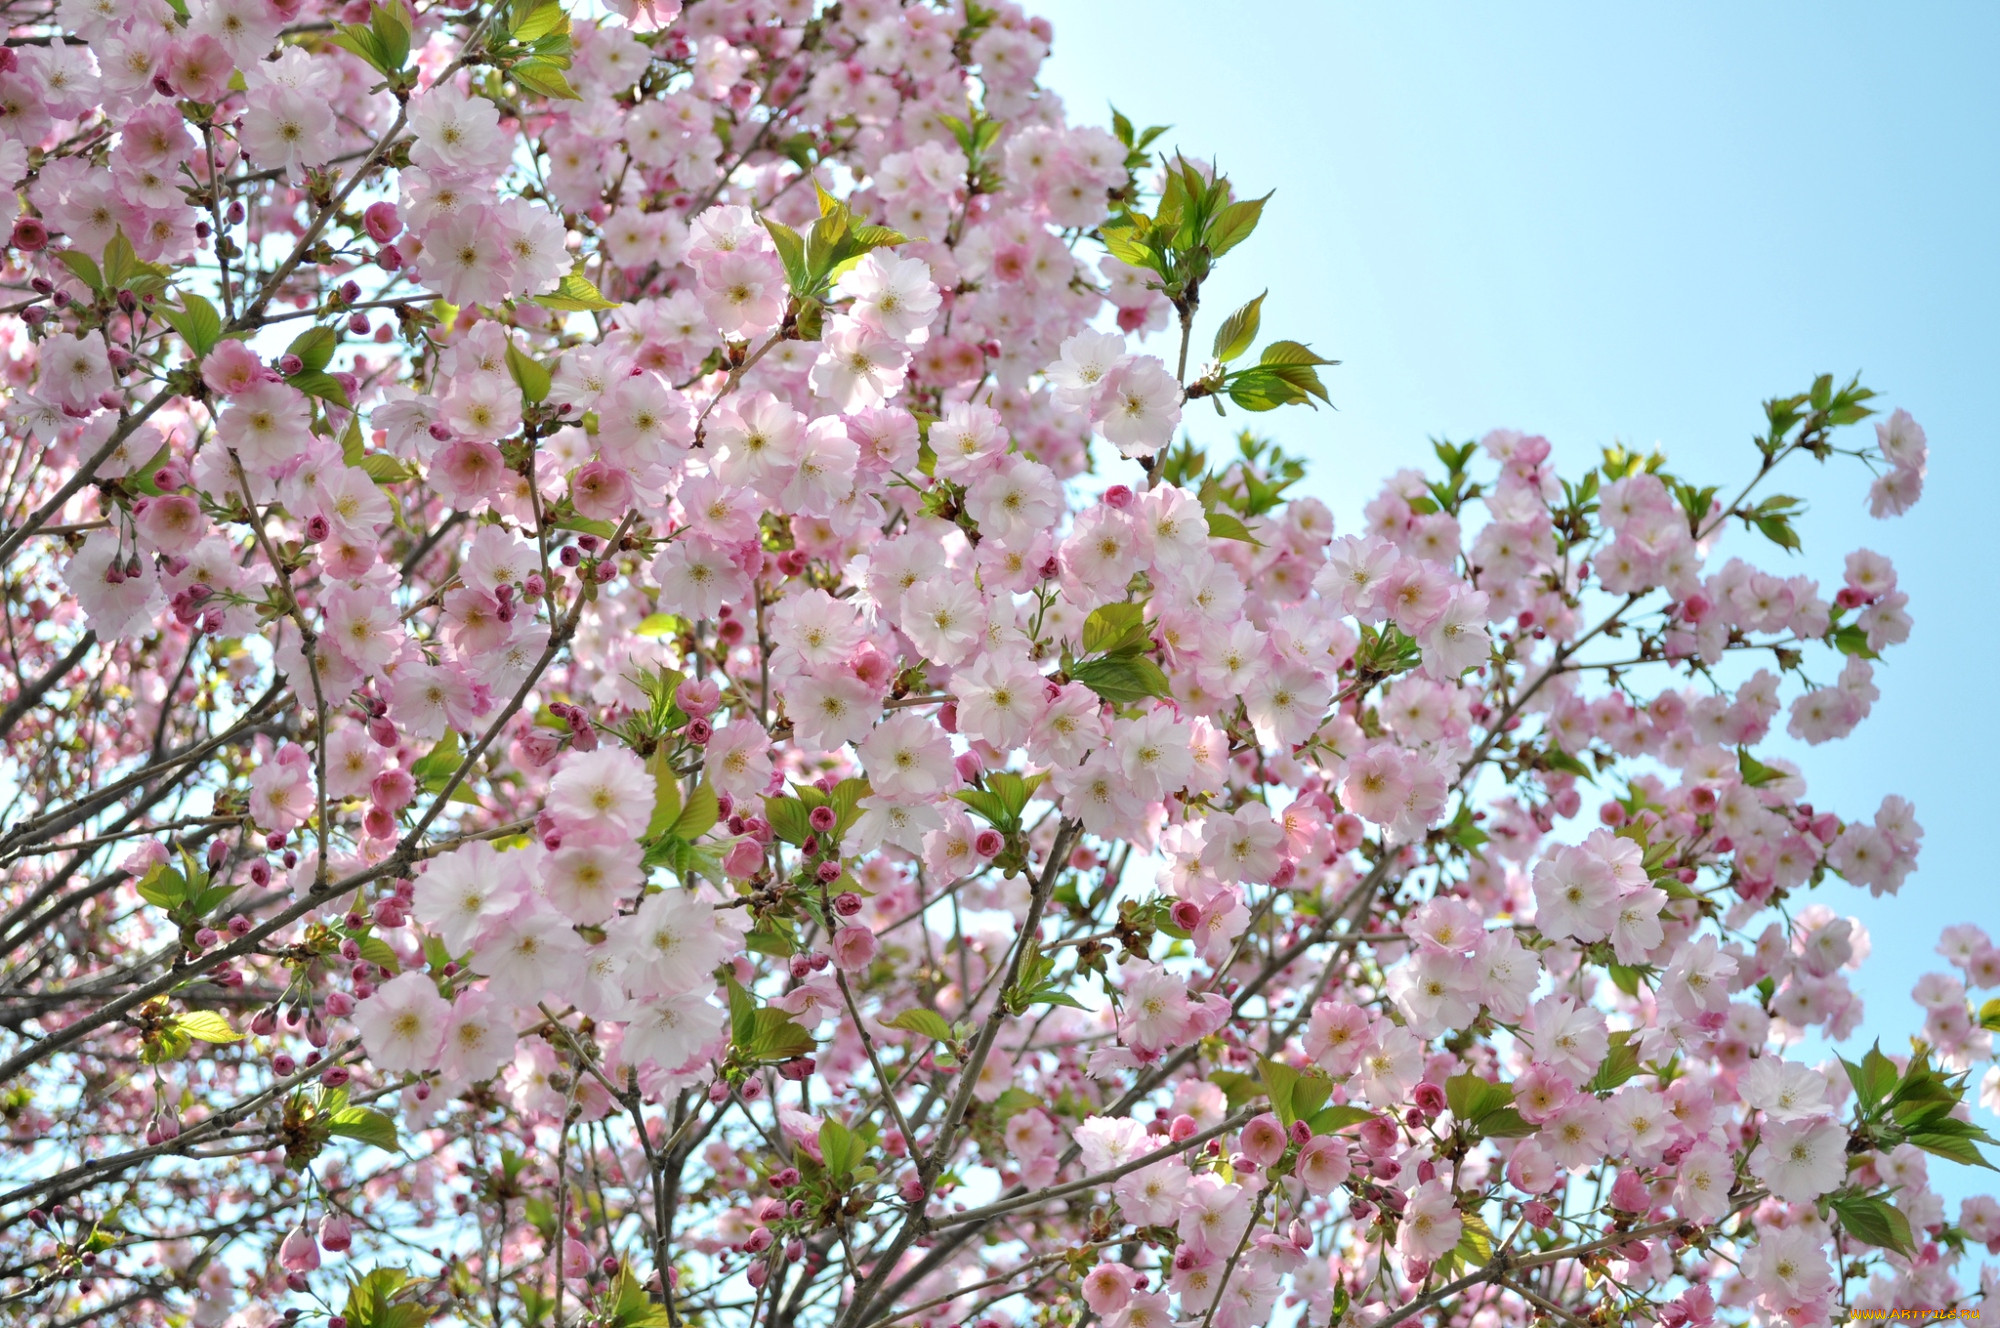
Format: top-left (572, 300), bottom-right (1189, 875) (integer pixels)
top-left (0, 1), bottom-right (1994, 1326)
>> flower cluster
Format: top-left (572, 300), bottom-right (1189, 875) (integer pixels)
top-left (0, 4), bottom-right (1991, 1328)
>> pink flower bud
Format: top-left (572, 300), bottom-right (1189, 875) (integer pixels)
top-left (724, 838), bottom-right (765, 879)
top-left (10, 215), bottom-right (47, 251)
top-left (1169, 1114), bottom-right (1198, 1142)
top-left (318, 1213), bottom-right (353, 1253)
top-left (279, 1224), bottom-right (320, 1272)
top-left (371, 767), bottom-right (415, 811)
top-left (972, 829), bottom-right (1004, 858)
top-left (1358, 1114), bottom-right (1398, 1155)
top-left (363, 201), bottom-right (402, 243)
top-left (1610, 1169), bottom-right (1651, 1214)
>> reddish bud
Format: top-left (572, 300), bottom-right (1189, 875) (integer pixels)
top-left (10, 215), bottom-right (47, 251)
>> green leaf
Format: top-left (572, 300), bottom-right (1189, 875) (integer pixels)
top-left (744, 915), bottom-right (796, 956)
top-left (1475, 1107), bottom-right (1540, 1138)
top-left (1445, 1074), bottom-right (1513, 1125)
top-left (1737, 747), bottom-right (1781, 788)
top-left (1259, 340), bottom-right (1334, 369)
top-left (1290, 1071), bottom-right (1333, 1122)
top-left (1224, 359), bottom-right (1334, 413)
top-left (505, 340), bottom-right (551, 404)
top-left (1830, 622), bottom-right (1880, 660)
top-left (603, 1266), bottom-right (669, 1328)
top-left (1452, 1210), bottom-right (1493, 1269)
top-left (1081, 601), bottom-right (1149, 655)
top-left (328, 1107), bottom-right (400, 1152)
top-left (1259, 1057), bottom-right (1302, 1126)
top-left (159, 291), bottom-right (225, 357)
top-left (1068, 654), bottom-right (1171, 705)
top-left (1843, 1042), bottom-right (1900, 1111)
top-left (1829, 1190), bottom-right (1915, 1255)
top-left (357, 936), bottom-right (399, 976)
top-left (954, 787), bottom-right (1012, 828)
top-left (881, 1008), bottom-right (955, 1043)
top-left (1204, 509), bottom-right (1259, 544)
top-left (829, 777), bottom-right (871, 836)
top-left (1606, 962), bottom-right (1649, 996)
top-left (1208, 1069), bottom-right (1264, 1111)
top-left (727, 977), bottom-right (816, 1063)
top-left (511, 58), bottom-right (580, 100)
top-left (1588, 1030), bottom-right (1641, 1094)
top-left (330, 26), bottom-right (388, 76)
top-left (1205, 192), bottom-right (1269, 258)
top-left (636, 613), bottom-right (680, 639)
top-left (1903, 1119), bottom-right (1999, 1171)
top-left (53, 248), bottom-right (103, 293)
top-left (764, 217), bottom-right (809, 292)
top-left (1307, 1104), bottom-right (1377, 1135)
top-left (1211, 291), bottom-right (1265, 363)
top-left (818, 1118), bottom-right (858, 1176)
top-left (101, 230), bottom-right (140, 291)
top-left (136, 865), bottom-right (187, 910)
top-left (642, 752), bottom-right (682, 838)
top-left (764, 795), bottom-right (811, 846)
top-left (1096, 218), bottom-right (1157, 271)
top-left (369, 2), bottom-right (412, 70)
top-left (534, 264), bottom-right (619, 312)
top-left (344, 1268), bottom-right (412, 1328)
top-left (179, 1010), bottom-right (241, 1043)
top-left (510, 0), bottom-right (568, 41)
top-left (289, 370), bottom-right (352, 410)
top-left (359, 453), bottom-right (413, 484)
top-left (287, 325), bottom-right (338, 374)
top-left (671, 781), bottom-right (719, 841)
top-left (410, 732), bottom-right (463, 792)
top-left (1979, 999), bottom-right (2000, 1034)
top-left (978, 771), bottom-right (1045, 830)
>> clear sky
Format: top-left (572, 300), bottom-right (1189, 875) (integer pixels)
top-left (1036, 0), bottom-right (2000, 1186)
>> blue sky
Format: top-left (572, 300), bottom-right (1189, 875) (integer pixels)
top-left (1037, 0), bottom-right (2000, 1186)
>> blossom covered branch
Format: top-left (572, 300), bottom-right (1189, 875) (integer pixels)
top-left (0, 3), bottom-right (1994, 1328)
